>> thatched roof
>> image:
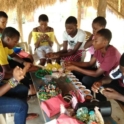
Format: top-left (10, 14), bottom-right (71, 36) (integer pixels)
top-left (0, 0), bottom-right (123, 18)
top-left (0, 0), bottom-right (66, 15)
top-left (82, 0), bottom-right (124, 18)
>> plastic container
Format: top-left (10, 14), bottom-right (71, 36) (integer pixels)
top-left (67, 75), bottom-right (76, 78)
top-left (78, 85), bottom-right (86, 91)
top-left (83, 89), bottom-right (91, 95)
top-left (42, 75), bottom-right (52, 84)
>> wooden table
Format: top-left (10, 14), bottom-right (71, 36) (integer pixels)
top-left (30, 72), bottom-right (124, 124)
top-left (30, 72), bottom-right (76, 123)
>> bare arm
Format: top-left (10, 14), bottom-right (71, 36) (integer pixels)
top-left (55, 41), bottom-right (68, 54)
top-left (0, 83), bottom-right (12, 96)
top-left (69, 65), bottom-right (104, 77)
top-left (92, 76), bottom-right (113, 93)
top-left (99, 76), bottom-right (112, 85)
top-left (59, 42), bottom-right (82, 57)
top-left (2, 64), bottom-right (13, 79)
top-left (0, 65), bottom-right (29, 96)
top-left (70, 56), bottom-right (96, 68)
top-left (9, 52), bottom-right (25, 64)
top-left (84, 35), bottom-right (93, 49)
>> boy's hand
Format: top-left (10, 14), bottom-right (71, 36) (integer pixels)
top-left (23, 62), bottom-right (31, 68)
top-left (102, 88), bottom-right (121, 100)
top-left (65, 65), bottom-right (77, 71)
top-left (46, 53), bottom-right (54, 58)
top-left (13, 66), bottom-right (24, 82)
top-left (38, 34), bottom-right (44, 41)
top-left (65, 61), bottom-right (72, 66)
top-left (42, 34), bottom-right (50, 41)
top-left (28, 66), bottom-right (39, 72)
top-left (91, 82), bottom-right (102, 93)
top-left (46, 53), bottom-right (60, 59)
top-left (23, 62), bottom-right (39, 72)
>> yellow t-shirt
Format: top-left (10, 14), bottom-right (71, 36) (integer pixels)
top-left (32, 32), bottom-right (55, 46)
top-left (0, 40), bottom-right (14, 65)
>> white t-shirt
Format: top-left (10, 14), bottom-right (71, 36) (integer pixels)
top-left (63, 29), bottom-right (86, 50)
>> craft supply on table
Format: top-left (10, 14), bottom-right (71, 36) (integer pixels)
top-left (38, 82), bottom-right (61, 101)
top-left (35, 69), bottom-right (52, 79)
top-left (45, 63), bottom-right (62, 72)
top-left (76, 107), bottom-right (104, 124)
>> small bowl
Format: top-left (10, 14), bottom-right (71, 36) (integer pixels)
top-left (58, 68), bottom-right (64, 73)
top-left (65, 71), bottom-right (73, 75)
top-left (72, 80), bottom-right (80, 85)
top-left (83, 89), bottom-right (91, 95)
top-left (71, 78), bottom-right (79, 82)
top-left (85, 94), bottom-right (93, 102)
top-left (78, 85), bottom-right (86, 91)
top-left (67, 75), bottom-right (76, 78)
top-left (74, 84), bottom-right (83, 88)
top-left (73, 82), bottom-right (82, 87)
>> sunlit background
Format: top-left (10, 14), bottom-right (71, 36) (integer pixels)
top-left (6, 0), bottom-right (124, 54)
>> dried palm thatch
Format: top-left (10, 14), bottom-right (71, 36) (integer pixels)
top-left (0, 0), bottom-right (66, 15)
top-left (81, 0), bottom-right (124, 18)
top-left (81, 0), bottom-right (99, 9)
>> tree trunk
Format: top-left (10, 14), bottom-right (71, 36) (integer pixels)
top-left (77, 0), bottom-right (82, 28)
top-left (97, 0), bottom-right (107, 17)
top-left (17, 3), bottom-right (24, 42)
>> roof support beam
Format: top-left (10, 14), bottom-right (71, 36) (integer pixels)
top-left (97, 0), bottom-right (107, 17)
top-left (118, 0), bottom-right (121, 12)
top-left (17, 3), bottom-right (24, 42)
top-left (77, 0), bottom-right (83, 28)
top-left (107, 2), bottom-right (124, 18)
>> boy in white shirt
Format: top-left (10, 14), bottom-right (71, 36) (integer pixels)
top-left (46, 16), bottom-right (86, 62)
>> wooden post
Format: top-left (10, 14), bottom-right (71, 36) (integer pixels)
top-left (97, 0), bottom-right (107, 17)
top-left (91, 0), bottom-right (94, 7)
top-left (77, 0), bottom-right (82, 28)
top-left (16, 3), bottom-right (24, 42)
top-left (118, 0), bottom-right (121, 12)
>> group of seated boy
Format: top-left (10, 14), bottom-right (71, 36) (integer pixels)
top-left (0, 10), bottom-right (124, 124)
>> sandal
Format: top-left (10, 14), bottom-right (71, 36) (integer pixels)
top-left (26, 113), bottom-right (39, 120)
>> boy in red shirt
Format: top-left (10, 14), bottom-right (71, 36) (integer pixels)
top-left (92, 53), bottom-right (124, 102)
top-left (66, 29), bottom-right (121, 89)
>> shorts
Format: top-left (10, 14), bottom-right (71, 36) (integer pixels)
top-left (36, 46), bottom-right (53, 59)
top-left (62, 50), bottom-right (84, 62)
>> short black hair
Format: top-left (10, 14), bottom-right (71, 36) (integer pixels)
top-left (120, 53), bottom-right (124, 66)
top-left (2, 27), bottom-right (20, 39)
top-left (93, 16), bottom-right (106, 27)
top-left (97, 29), bottom-right (112, 42)
top-left (0, 11), bottom-right (8, 18)
top-left (38, 14), bottom-right (49, 22)
top-left (65, 16), bottom-right (77, 24)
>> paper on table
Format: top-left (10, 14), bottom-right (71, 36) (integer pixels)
top-left (45, 119), bottom-right (57, 124)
